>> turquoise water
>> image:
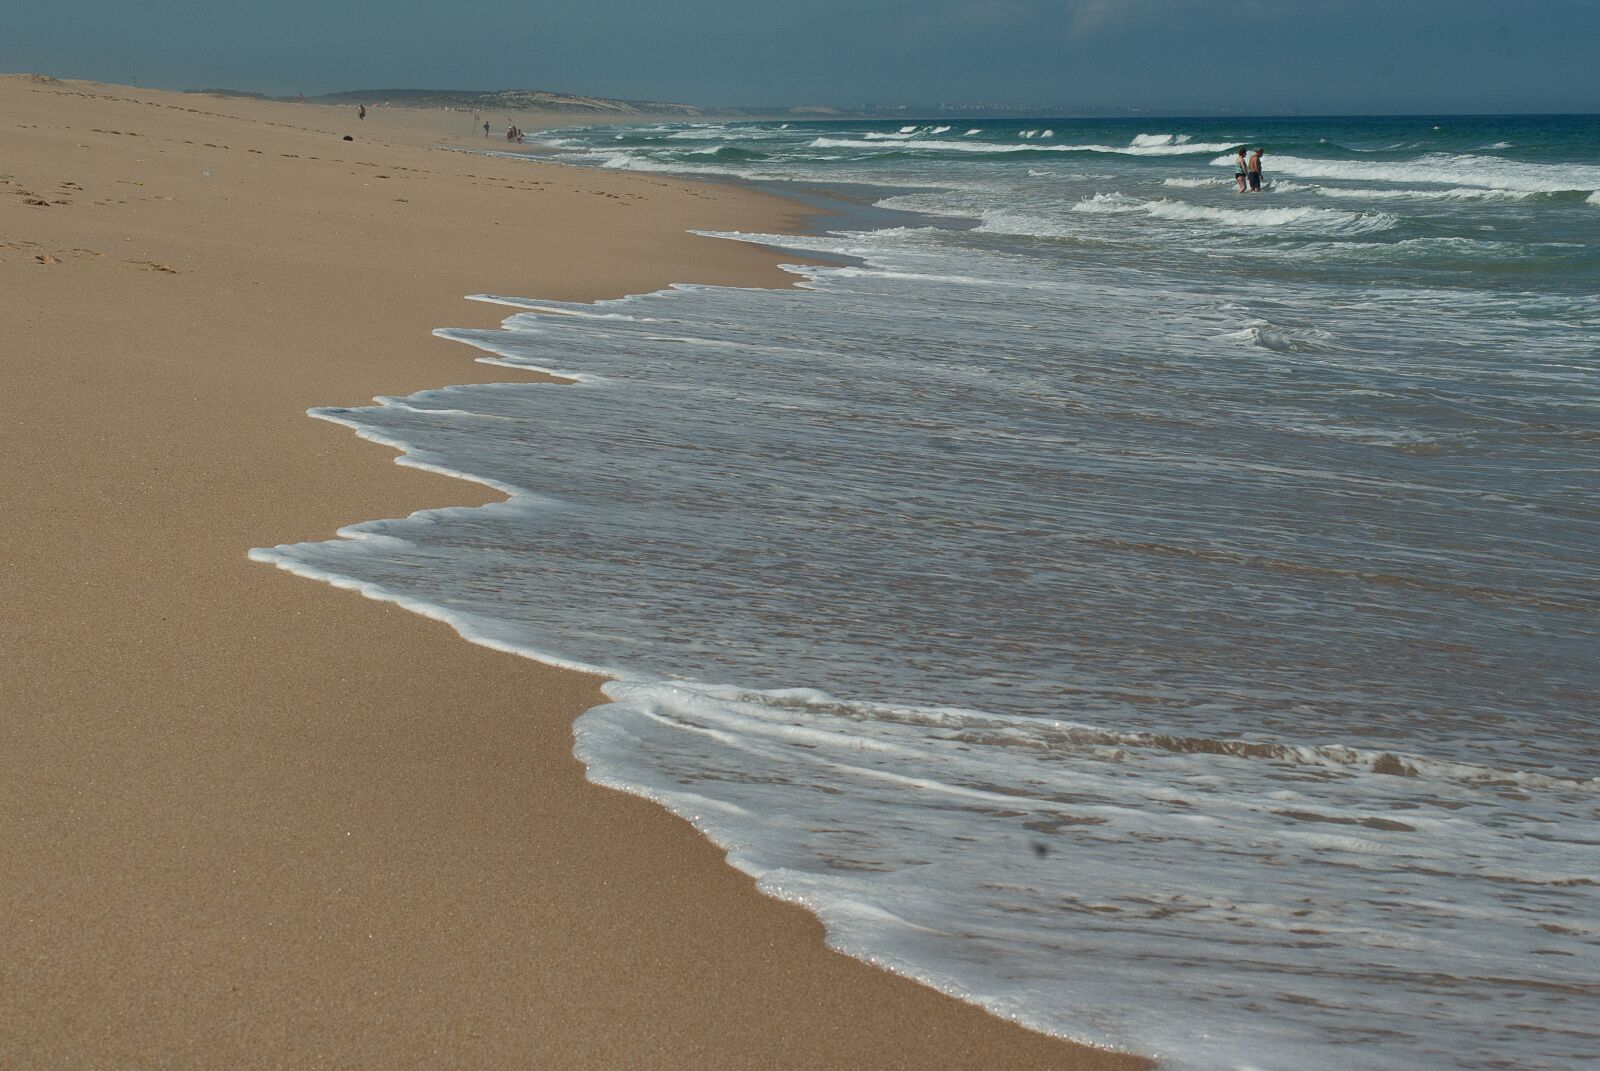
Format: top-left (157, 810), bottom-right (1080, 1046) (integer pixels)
top-left (255, 116), bottom-right (1600, 1069)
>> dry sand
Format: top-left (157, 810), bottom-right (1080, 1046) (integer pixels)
top-left (0, 75), bottom-right (1151, 1069)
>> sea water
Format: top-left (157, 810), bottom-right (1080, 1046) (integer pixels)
top-left (252, 116), bottom-right (1600, 1069)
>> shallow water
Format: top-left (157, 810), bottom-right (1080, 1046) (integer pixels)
top-left (254, 116), bottom-right (1600, 1069)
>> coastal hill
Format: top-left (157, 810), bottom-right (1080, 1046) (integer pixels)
top-left (195, 86), bottom-right (706, 116)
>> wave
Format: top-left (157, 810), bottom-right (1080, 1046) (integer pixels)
top-left (810, 134), bottom-right (1238, 157)
top-left (1266, 236), bottom-right (1589, 269)
top-left (1071, 192), bottom-right (1397, 233)
top-left (1222, 316), bottom-right (1339, 354)
top-left (1133, 133), bottom-right (1193, 147)
top-left (1311, 184), bottom-right (1540, 202)
top-left (572, 149), bottom-right (762, 179)
top-left (665, 126), bottom-right (730, 141)
top-left (975, 208), bottom-right (1085, 239)
top-left (683, 145), bottom-right (769, 161)
top-left (1217, 151), bottom-right (1600, 193)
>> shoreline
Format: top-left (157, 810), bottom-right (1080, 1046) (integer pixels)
top-left (1, 76), bottom-right (1149, 1068)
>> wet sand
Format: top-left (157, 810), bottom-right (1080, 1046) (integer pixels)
top-left (0, 75), bottom-right (1150, 1069)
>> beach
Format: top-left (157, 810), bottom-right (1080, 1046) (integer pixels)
top-left (0, 76), bottom-right (1149, 1068)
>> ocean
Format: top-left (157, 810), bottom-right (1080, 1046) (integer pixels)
top-left (252, 116), bottom-right (1600, 1069)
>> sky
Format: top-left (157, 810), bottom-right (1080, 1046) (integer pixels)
top-left (4, 1), bottom-right (1598, 114)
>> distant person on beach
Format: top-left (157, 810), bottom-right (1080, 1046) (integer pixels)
top-left (1247, 148), bottom-right (1264, 192)
top-left (483, 120), bottom-right (491, 137)
top-left (1234, 148), bottom-right (1248, 193)
top-left (358, 105), bottom-right (366, 120)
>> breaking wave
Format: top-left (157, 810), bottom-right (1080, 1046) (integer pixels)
top-left (1218, 152), bottom-right (1600, 193)
top-left (1072, 192), bottom-right (1398, 233)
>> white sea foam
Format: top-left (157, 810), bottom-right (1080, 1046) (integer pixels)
top-left (351, 117), bottom-right (1600, 1071)
top-left (809, 135), bottom-right (1236, 156)
top-left (1257, 236), bottom-right (1577, 267)
top-left (975, 208), bottom-right (1085, 239)
top-left (1223, 317), bottom-right (1339, 354)
top-left (1312, 184), bottom-right (1539, 202)
top-left (665, 126), bottom-right (729, 140)
top-left (1217, 151), bottom-right (1600, 193)
top-left (1072, 191), bottom-right (1397, 233)
top-left (1132, 132), bottom-right (1193, 147)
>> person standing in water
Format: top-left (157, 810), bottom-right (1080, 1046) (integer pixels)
top-left (1247, 147), bottom-right (1264, 192)
top-left (1234, 148), bottom-right (1249, 193)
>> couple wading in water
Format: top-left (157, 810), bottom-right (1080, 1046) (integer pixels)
top-left (1234, 147), bottom-right (1265, 192)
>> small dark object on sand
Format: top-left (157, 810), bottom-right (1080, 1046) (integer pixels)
top-left (342, 135), bottom-right (353, 141)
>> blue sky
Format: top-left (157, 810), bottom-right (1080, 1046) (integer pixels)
top-left (5, 1), bottom-right (1597, 113)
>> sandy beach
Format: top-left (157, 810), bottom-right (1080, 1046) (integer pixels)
top-left (0, 75), bottom-right (1148, 1068)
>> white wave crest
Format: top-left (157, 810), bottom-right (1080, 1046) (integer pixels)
top-left (1223, 317), bottom-right (1338, 354)
top-left (809, 136), bottom-right (1237, 156)
top-left (975, 208), bottom-right (1082, 239)
top-left (1132, 133), bottom-right (1193, 147)
top-left (1313, 184), bottom-right (1538, 202)
top-left (665, 127), bottom-right (729, 140)
top-left (1072, 192), bottom-right (1397, 233)
top-left (1214, 152), bottom-right (1600, 193)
